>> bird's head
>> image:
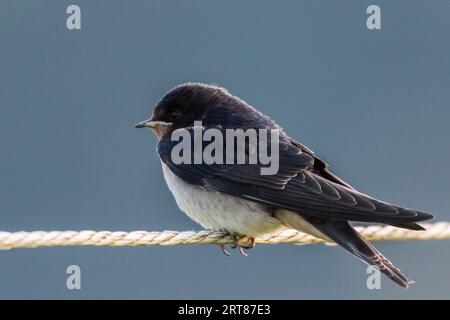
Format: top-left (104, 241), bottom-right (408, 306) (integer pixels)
top-left (135, 83), bottom-right (230, 139)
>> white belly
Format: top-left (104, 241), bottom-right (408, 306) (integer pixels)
top-left (161, 163), bottom-right (284, 237)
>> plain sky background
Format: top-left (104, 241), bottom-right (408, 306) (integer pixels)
top-left (0, 0), bottom-right (449, 299)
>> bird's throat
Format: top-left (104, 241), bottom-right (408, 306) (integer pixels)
top-left (152, 126), bottom-right (171, 139)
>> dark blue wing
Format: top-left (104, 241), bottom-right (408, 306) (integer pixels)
top-left (158, 126), bottom-right (433, 223)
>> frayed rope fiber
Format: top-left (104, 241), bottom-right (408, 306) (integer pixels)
top-left (0, 222), bottom-right (449, 250)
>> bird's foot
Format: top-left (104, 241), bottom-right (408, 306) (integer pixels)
top-left (219, 244), bottom-right (232, 256)
top-left (219, 234), bottom-right (255, 257)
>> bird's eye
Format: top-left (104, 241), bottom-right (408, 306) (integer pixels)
top-left (169, 110), bottom-right (181, 121)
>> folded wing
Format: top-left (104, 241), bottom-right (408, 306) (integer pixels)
top-left (158, 126), bottom-right (433, 224)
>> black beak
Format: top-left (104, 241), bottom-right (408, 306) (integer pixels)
top-left (134, 121), bottom-right (149, 129)
top-left (134, 118), bottom-right (173, 129)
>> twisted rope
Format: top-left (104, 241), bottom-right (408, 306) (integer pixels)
top-left (0, 222), bottom-right (449, 250)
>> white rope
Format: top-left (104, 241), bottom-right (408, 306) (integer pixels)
top-left (0, 222), bottom-right (449, 250)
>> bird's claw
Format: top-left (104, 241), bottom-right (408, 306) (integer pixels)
top-left (218, 234), bottom-right (255, 256)
top-left (238, 246), bottom-right (248, 256)
top-left (220, 244), bottom-right (231, 256)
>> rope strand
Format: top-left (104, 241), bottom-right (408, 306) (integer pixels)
top-left (0, 222), bottom-right (449, 250)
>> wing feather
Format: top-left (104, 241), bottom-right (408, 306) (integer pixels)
top-left (158, 126), bottom-right (433, 223)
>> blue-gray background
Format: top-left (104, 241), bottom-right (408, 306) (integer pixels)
top-left (0, 0), bottom-right (449, 299)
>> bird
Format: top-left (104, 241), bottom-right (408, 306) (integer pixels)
top-left (135, 82), bottom-right (434, 288)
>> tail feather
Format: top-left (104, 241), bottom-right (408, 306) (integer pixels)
top-left (389, 221), bottom-right (425, 231)
top-left (305, 218), bottom-right (412, 288)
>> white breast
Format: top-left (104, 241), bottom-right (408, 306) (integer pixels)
top-left (161, 162), bottom-right (284, 237)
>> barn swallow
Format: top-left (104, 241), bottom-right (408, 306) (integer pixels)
top-left (135, 83), bottom-right (434, 287)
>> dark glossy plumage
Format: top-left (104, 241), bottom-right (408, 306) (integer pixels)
top-left (157, 84), bottom-right (433, 225)
top-left (147, 83), bottom-right (434, 287)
